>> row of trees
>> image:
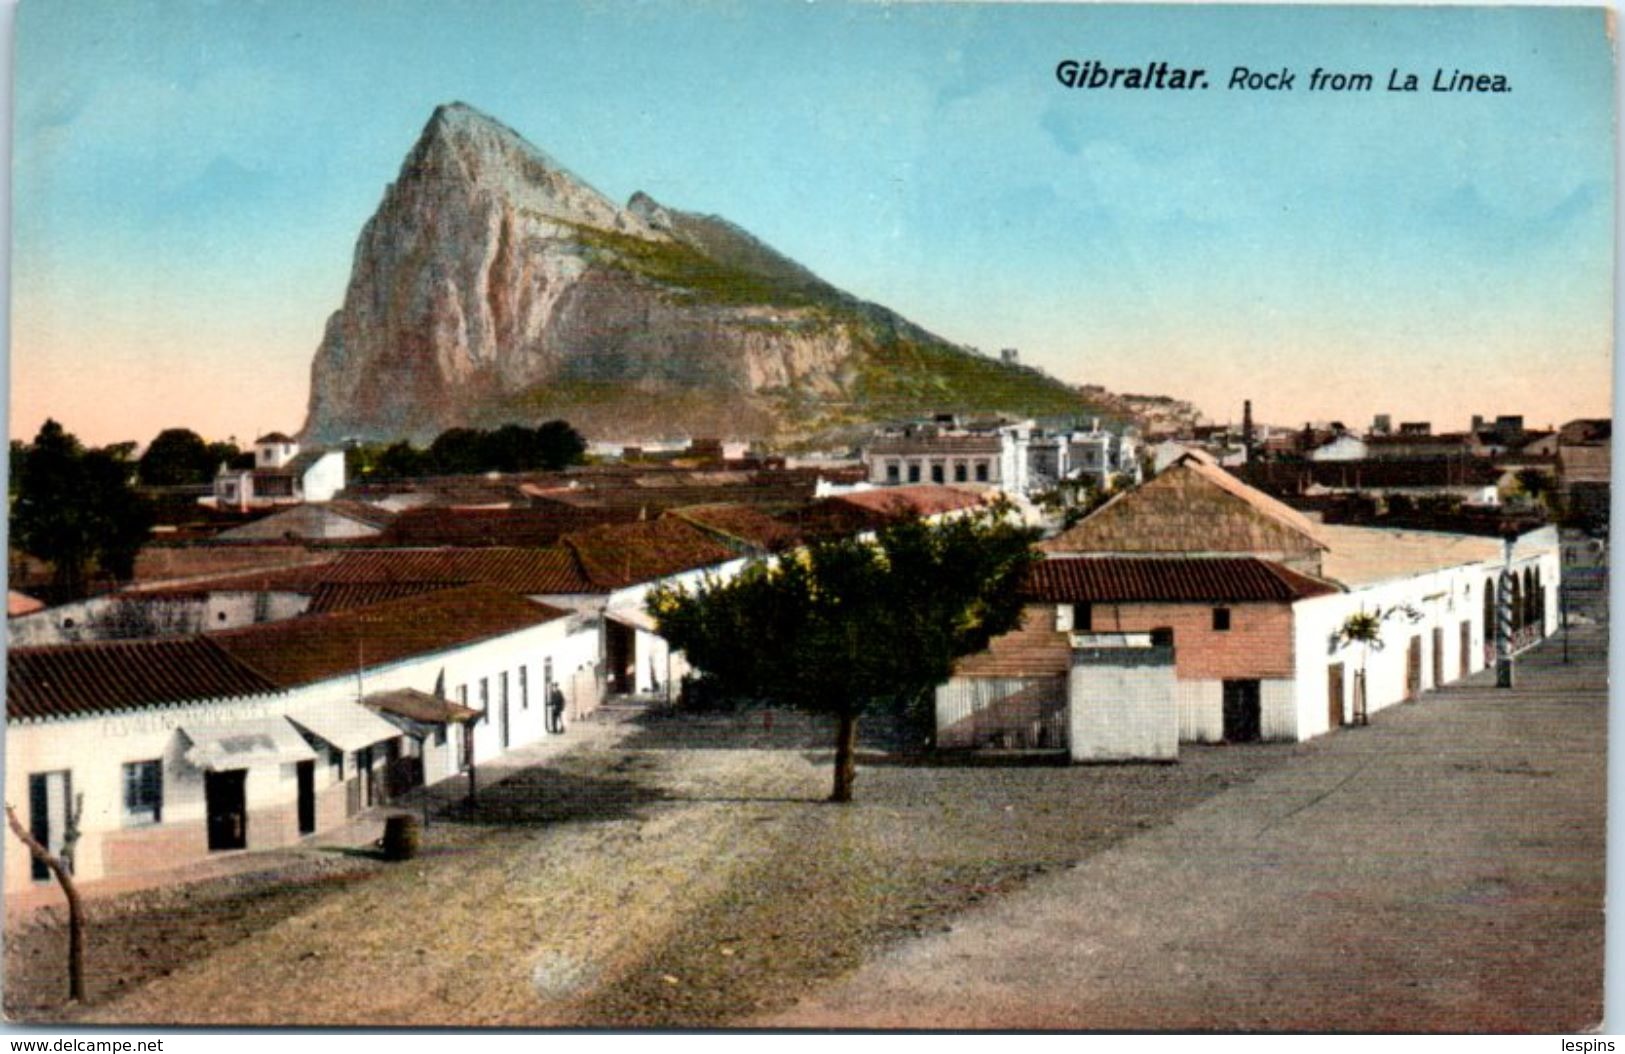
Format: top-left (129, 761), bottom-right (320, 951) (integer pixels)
top-left (90, 419), bottom-right (593, 490)
top-left (347, 421), bottom-right (588, 479)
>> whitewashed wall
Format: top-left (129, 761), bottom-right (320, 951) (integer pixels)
top-left (1067, 652), bottom-right (1177, 762)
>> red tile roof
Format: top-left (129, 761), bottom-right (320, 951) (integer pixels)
top-left (318, 548), bottom-right (594, 594)
top-left (374, 505), bottom-right (641, 547)
top-left (669, 504), bottom-right (805, 552)
top-left (303, 581), bottom-right (461, 614)
top-left (830, 485), bottom-right (988, 518)
top-left (212, 585), bottom-right (568, 690)
top-left (563, 518), bottom-right (738, 589)
top-left (8, 590), bottom-right (45, 617)
top-left (1024, 556), bottom-right (1339, 604)
top-left (128, 560), bottom-right (341, 599)
top-left (8, 637), bottom-right (280, 721)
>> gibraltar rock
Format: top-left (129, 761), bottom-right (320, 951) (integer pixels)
top-left (301, 102), bottom-right (1115, 445)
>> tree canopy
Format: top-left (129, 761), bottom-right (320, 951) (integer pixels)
top-left (348, 421), bottom-right (588, 480)
top-left (649, 508), bottom-right (1039, 801)
top-left (12, 420), bottom-right (154, 600)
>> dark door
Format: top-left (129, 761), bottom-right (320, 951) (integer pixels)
top-left (1431, 628), bottom-right (1444, 688)
top-left (1406, 637), bottom-right (1423, 700)
top-left (1460, 622), bottom-right (1471, 679)
top-left (27, 771), bottom-right (70, 881)
top-left (358, 746), bottom-right (376, 808)
top-left (1222, 679), bottom-right (1262, 742)
top-left (296, 760), bottom-right (316, 836)
top-left (606, 621), bottom-right (635, 694)
top-left (1327, 664), bottom-right (1345, 730)
top-left (206, 770), bottom-right (248, 851)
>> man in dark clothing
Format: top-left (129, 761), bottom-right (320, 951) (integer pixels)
top-left (547, 685), bottom-right (566, 734)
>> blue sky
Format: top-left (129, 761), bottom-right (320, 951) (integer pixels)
top-left (10, 0), bottom-right (1615, 445)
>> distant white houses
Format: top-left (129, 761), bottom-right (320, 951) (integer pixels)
top-left (1308, 434), bottom-right (1369, 462)
top-left (211, 432), bottom-right (346, 510)
top-left (861, 414), bottom-right (1140, 497)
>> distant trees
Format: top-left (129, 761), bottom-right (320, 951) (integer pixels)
top-left (11, 420), bottom-right (154, 599)
top-left (349, 421), bottom-right (588, 480)
top-left (135, 428), bottom-right (250, 485)
top-left (649, 510), bottom-right (1039, 802)
top-left (137, 428), bottom-right (211, 485)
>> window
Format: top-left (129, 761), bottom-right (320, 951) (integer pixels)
top-left (520, 666), bottom-right (529, 709)
top-left (434, 725), bottom-right (447, 747)
top-left (1150, 627), bottom-right (1175, 647)
top-left (329, 746), bottom-right (344, 779)
top-left (458, 684), bottom-right (468, 707)
top-left (886, 462), bottom-right (900, 484)
top-left (907, 463), bottom-right (921, 483)
top-left (975, 461), bottom-right (990, 482)
top-left (1076, 602), bottom-right (1093, 633)
top-left (123, 760), bottom-right (162, 826)
top-left (1213, 607), bottom-right (1232, 631)
top-left (930, 463), bottom-right (945, 484)
top-left (480, 678), bottom-right (489, 711)
top-left (954, 462), bottom-right (968, 483)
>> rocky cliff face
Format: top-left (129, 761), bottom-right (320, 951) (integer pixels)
top-left (302, 103), bottom-right (1111, 445)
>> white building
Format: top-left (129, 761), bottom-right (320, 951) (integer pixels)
top-left (937, 456), bottom-right (1560, 754)
top-left (862, 416), bottom-right (1034, 494)
top-left (5, 584), bottom-right (596, 893)
top-left (212, 432), bottom-right (346, 510)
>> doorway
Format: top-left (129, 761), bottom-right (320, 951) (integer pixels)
top-left (1459, 621), bottom-right (1471, 679)
top-left (1222, 679), bottom-right (1262, 742)
top-left (1431, 627), bottom-right (1444, 688)
top-left (27, 771), bottom-right (72, 881)
top-left (606, 620), bottom-right (635, 694)
top-left (296, 760), bottom-right (315, 836)
top-left (1406, 637), bottom-right (1423, 700)
top-left (205, 769), bottom-right (248, 851)
top-left (1326, 664), bottom-right (1345, 730)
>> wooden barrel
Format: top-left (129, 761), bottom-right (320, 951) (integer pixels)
top-left (382, 813), bottom-right (420, 861)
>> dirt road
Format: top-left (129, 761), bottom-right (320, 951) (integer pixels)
top-left (766, 626), bottom-right (1607, 1032)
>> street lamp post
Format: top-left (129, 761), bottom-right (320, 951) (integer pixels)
top-left (1496, 533), bottom-right (1515, 689)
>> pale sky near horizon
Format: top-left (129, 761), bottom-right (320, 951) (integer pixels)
top-left (9, 0), bottom-right (1616, 447)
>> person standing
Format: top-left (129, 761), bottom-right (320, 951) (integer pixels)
top-left (547, 684), bottom-right (566, 734)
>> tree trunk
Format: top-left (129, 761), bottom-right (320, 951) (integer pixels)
top-left (831, 710), bottom-right (860, 803)
top-left (6, 804), bottom-right (86, 1003)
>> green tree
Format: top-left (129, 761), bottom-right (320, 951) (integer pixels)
top-left (534, 420), bottom-right (587, 470)
top-left (1515, 467), bottom-right (1555, 510)
top-left (376, 440), bottom-right (428, 478)
top-left (205, 440), bottom-right (252, 473)
top-left (137, 428), bottom-right (213, 485)
top-left (426, 427), bottom-right (486, 475)
top-left (649, 510), bottom-right (1038, 802)
top-left (11, 420), bottom-right (153, 599)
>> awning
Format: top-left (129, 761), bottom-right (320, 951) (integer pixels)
top-left (287, 702), bottom-right (405, 753)
top-left (182, 717), bottom-right (318, 771)
top-left (605, 605), bottom-right (660, 633)
top-left (362, 689), bottom-right (481, 738)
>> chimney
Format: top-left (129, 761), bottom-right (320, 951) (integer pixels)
top-left (1242, 400), bottom-right (1255, 461)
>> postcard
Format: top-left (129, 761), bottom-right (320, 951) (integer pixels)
top-left (4, 0), bottom-right (1613, 1034)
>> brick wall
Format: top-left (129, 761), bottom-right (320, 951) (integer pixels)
top-left (1086, 601), bottom-right (1295, 680)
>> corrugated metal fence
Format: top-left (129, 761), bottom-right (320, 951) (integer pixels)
top-left (936, 676), bottom-right (1068, 750)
